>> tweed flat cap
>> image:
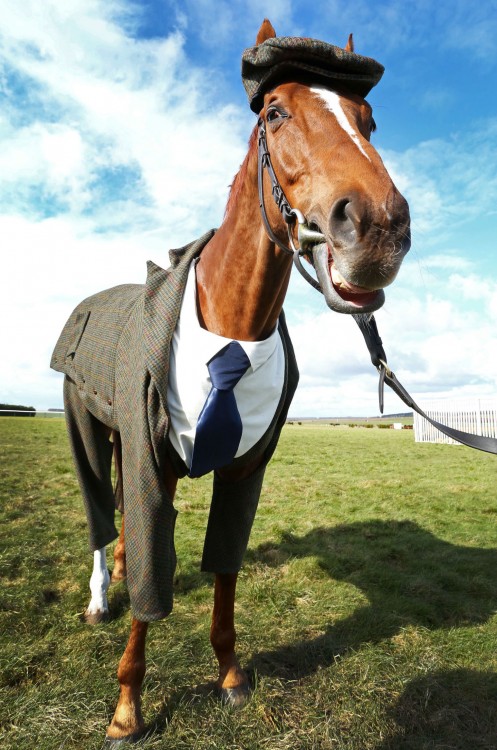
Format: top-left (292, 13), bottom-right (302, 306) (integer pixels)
top-left (242, 35), bottom-right (384, 113)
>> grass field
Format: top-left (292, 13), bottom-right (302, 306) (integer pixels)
top-left (1, 417), bottom-right (497, 749)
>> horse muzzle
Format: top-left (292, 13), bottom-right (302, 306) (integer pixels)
top-left (313, 243), bottom-right (386, 314)
top-left (311, 190), bottom-right (410, 314)
top-left (291, 205), bottom-right (409, 314)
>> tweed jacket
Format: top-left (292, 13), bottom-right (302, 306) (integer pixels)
top-left (51, 230), bottom-right (299, 621)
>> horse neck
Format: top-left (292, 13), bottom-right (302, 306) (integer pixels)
top-left (195, 142), bottom-right (293, 342)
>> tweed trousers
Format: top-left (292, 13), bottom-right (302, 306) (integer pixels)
top-left (51, 230), bottom-right (299, 621)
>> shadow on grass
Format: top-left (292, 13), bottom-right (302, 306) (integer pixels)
top-left (377, 668), bottom-right (497, 750)
top-left (89, 521), bottom-right (497, 746)
top-left (149, 679), bottom-right (232, 741)
top-left (108, 581), bottom-right (130, 620)
top-left (245, 520), bottom-right (497, 679)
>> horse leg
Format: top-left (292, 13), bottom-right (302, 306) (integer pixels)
top-left (204, 459), bottom-right (266, 706)
top-left (106, 618), bottom-right (148, 744)
top-left (210, 572), bottom-right (250, 706)
top-left (84, 547), bottom-right (110, 624)
top-left (63, 378), bottom-right (119, 623)
top-left (110, 430), bottom-right (127, 583)
top-left (106, 455), bottom-right (178, 743)
top-left (111, 516), bottom-right (127, 583)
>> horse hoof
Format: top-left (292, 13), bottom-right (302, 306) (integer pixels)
top-left (218, 682), bottom-right (251, 708)
top-left (84, 609), bottom-right (110, 625)
top-left (103, 730), bottom-right (145, 747)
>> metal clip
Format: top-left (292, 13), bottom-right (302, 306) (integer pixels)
top-left (378, 358), bottom-right (392, 378)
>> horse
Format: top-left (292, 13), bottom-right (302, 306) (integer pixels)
top-left (51, 19), bottom-right (410, 745)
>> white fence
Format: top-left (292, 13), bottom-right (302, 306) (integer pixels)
top-left (414, 397), bottom-right (497, 445)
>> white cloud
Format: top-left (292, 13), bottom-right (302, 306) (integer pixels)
top-left (0, 0), bottom-right (250, 230)
top-left (0, 212), bottom-right (199, 409)
top-left (0, 0), bottom-right (255, 409)
top-left (285, 251), bottom-right (497, 417)
top-left (381, 120), bottom-right (497, 244)
top-left (0, 122), bottom-right (92, 215)
top-left (416, 254), bottom-right (472, 272)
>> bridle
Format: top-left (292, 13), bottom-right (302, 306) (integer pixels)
top-left (257, 117), bottom-right (497, 455)
top-left (257, 119), bottom-right (326, 292)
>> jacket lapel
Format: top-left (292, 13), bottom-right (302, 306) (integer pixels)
top-left (143, 229), bottom-right (216, 409)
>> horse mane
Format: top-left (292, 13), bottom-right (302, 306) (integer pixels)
top-left (224, 124), bottom-right (258, 217)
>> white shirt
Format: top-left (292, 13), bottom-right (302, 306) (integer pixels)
top-left (167, 262), bottom-right (285, 470)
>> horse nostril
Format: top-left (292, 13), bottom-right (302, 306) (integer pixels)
top-left (329, 197), bottom-right (357, 244)
top-left (331, 198), bottom-right (350, 224)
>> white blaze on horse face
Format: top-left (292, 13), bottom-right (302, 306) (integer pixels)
top-left (311, 87), bottom-right (371, 162)
top-left (86, 547), bottom-right (110, 616)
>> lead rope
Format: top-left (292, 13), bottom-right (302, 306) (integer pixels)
top-left (354, 313), bottom-right (497, 454)
top-left (257, 120), bottom-right (497, 455)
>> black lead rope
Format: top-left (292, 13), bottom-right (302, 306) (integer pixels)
top-left (354, 313), bottom-right (497, 455)
top-left (257, 116), bottom-right (497, 455)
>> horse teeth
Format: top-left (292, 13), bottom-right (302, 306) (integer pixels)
top-left (331, 266), bottom-right (346, 288)
top-left (331, 266), bottom-right (370, 294)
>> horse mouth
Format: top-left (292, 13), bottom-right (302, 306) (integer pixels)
top-left (312, 243), bottom-right (385, 314)
top-left (329, 261), bottom-right (381, 306)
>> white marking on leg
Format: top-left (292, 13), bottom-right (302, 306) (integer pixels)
top-left (86, 547), bottom-right (110, 616)
top-left (311, 86), bottom-right (371, 162)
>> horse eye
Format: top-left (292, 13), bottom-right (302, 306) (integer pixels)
top-left (266, 107), bottom-right (283, 122)
top-left (370, 118), bottom-right (377, 133)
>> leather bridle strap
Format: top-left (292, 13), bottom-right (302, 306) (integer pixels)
top-left (257, 119), bottom-right (295, 256)
top-left (257, 119), bottom-right (327, 278)
top-left (355, 313), bottom-right (497, 454)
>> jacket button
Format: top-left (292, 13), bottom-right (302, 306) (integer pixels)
top-left (93, 389), bottom-right (97, 395)
top-left (107, 399), bottom-right (112, 406)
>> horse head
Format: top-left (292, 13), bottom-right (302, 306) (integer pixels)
top-left (255, 21), bottom-right (411, 314)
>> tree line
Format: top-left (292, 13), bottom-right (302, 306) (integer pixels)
top-left (0, 403), bottom-right (36, 417)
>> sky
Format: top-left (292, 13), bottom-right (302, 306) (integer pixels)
top-left (1, 0), bottom-right (496, 417)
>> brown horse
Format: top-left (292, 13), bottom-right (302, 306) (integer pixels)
top-left (54, 19), bottom-right (410, 745)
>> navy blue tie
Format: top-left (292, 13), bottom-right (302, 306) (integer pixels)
top-left (189, 341), bottom-right (251, 478)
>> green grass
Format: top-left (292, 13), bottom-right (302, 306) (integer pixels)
top-left (1, 417), bottom-right (497, 749)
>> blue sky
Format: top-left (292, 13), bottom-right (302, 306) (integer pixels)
top-left (1, 0), bottom-right (496, 416)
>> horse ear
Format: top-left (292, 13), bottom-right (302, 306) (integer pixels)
top-left (344, 33), bottom-right (354, 52)
top-left (256, 19), bottom-right (276, 45)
